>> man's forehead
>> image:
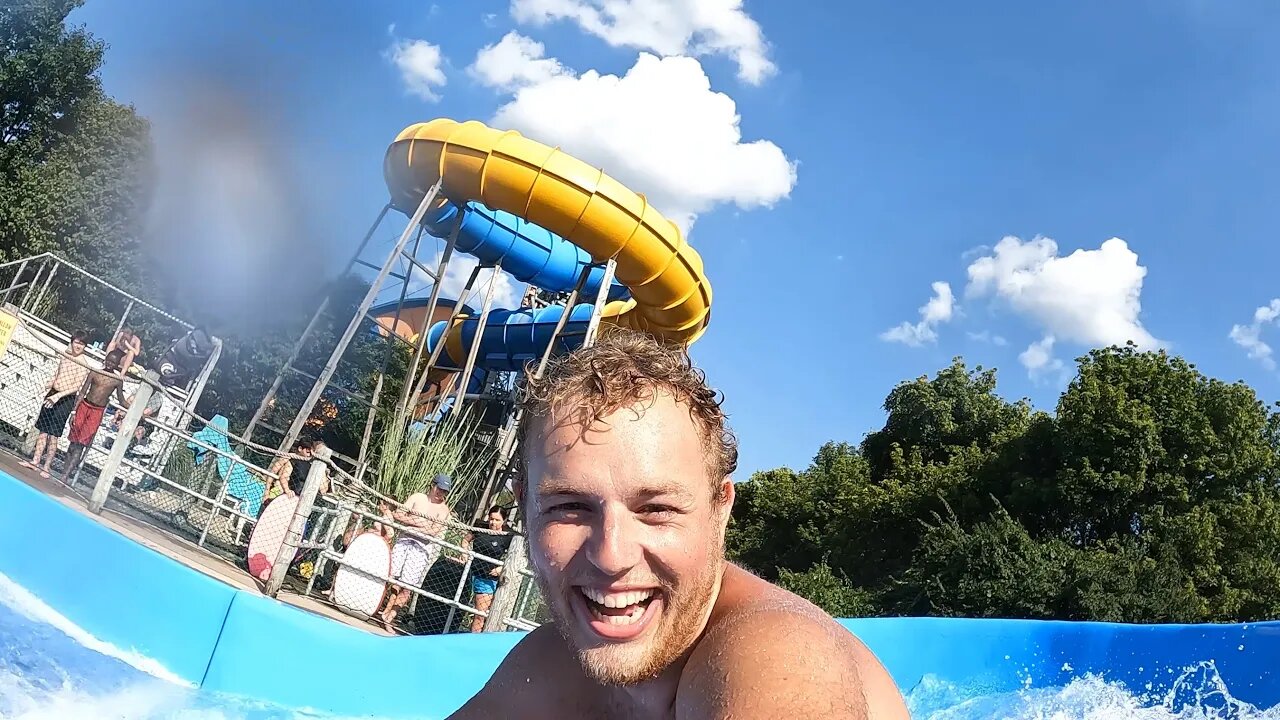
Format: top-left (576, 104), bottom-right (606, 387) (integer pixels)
top-left (533, 471), bottom-right (697, 501)
top-left (532, 392), bottom-right (699, 443)
top-left (523, 392), bottom-right (711, 483)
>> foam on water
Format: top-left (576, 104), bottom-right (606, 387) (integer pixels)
top-left (907, 664), bottom-right (1280, 719)
top-left (1, 571), bottom-right (1276, 719)
top-left (0, 571), bottom-right (186, 686)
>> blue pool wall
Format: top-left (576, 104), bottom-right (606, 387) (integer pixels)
top-left (1, 471), bottom-right (1277, 717)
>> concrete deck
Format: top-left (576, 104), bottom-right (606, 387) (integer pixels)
top-left (0, 450), bottom-right (391, 636)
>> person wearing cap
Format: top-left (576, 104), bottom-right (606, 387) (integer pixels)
top-left (380, 472), bottom-right (456, 631)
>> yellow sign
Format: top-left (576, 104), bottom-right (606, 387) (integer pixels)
top-left (0, 310), bottom-right (17, 358)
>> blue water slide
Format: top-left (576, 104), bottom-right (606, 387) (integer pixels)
top-left (426, 302), bottom-right (597, 372)
top-left (422, 201), bottom-right (628, 302)
top-left (417, 201), bottom-right (628, 371)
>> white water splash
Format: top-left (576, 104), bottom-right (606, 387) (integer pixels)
top-left (0, 571), bottom-right (188, 686)
top-left (1, 569), bottom-right (1275, 719)
top-left (0, 670), bottom-right (202, 720)
top-left (909, 663), bottom-right (1280, 719)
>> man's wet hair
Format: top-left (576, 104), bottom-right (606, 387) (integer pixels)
top-left (294, 439), bottom-right (314, 451)
top-left (517, 326), bottom-right (737, 501)
top-left (104, 349), bottom-right (126, 367)
top-left (70, 330), bottom-right (89, 344)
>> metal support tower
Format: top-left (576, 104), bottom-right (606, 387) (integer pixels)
top-left (470, 257), bottom-right (618, 521)
top-left (245, 182), bottom-right (446, 454)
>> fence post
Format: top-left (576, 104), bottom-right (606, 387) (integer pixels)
top-left (88, 370), bottom-right (157, 514)
top-left (265, 444), bottom-right (331, 597)
top-left (483, 533), bottom-right (527, 632)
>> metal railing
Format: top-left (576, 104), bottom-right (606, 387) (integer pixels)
top-left (0, 249), bottom-right (577, 637)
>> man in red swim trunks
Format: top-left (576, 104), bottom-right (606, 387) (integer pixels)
top-left (61, 350), bottom-right (131, 485)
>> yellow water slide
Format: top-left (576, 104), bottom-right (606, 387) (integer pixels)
top-left (383, 119), bottom-right (713, 350)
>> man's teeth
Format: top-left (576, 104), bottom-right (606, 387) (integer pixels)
top-left (581, 586), bottom-right (655, 608)
top-left (599, 604), bottom-right (645, 624)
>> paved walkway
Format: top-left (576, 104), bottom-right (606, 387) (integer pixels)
top-left (0, 451), bottom-right (391, 636)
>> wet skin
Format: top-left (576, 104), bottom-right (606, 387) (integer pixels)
top-left (448, 393), bottom-right (909, 719)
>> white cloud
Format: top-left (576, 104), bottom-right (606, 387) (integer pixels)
top-left (881, 281), bottom-right (954, 347)
top-left (489, 52), bottom-right (795, 231)
top-left (387, 38), bottom-right (447, 102)
top-left (409, 254), bottom-right (523, 310)
top-left (470, 32), bottom-right (570, 91)
top-left (965, 235), bottom-right (1161, 350)
top-left (1019, 335), bottom-right (1065, 379)
top-left (1229, 299), bottom-right (1280, 370)
top-left (510, 0), bottom-right (776, 84)
top-left (967, 330), bottom-right (1008, 347)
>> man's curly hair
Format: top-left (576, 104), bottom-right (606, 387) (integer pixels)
top-left (517, 326), bottom-right (738, 499)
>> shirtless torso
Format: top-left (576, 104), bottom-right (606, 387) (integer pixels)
top-left (82, 369), bottom-right (126, 408)
top-left (48, 355), bottom-right (89, 395)
top-left (396, 491), bottom-right (451, 540)
top-left (450, 564), bottom-right (907, 720)
top-left (451, 331), bottom-right (908, 719)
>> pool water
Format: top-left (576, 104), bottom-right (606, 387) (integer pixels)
top-left (906, 669), bottom-right (1280, 719)
top-left (1, 572), bottom-right (1276, 720)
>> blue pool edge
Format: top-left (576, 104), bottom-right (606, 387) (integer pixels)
top-left (0, 470), bottom-right (1276, 716)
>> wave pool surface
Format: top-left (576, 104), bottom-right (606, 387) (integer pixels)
top-left (1, 472), bottom-right (1278, 718)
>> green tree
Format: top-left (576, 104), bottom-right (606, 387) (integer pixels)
top-left (1, 0), bottom-right (153, 290)
top-left (197, 273), bottom-right (413, 460)
top-left (729, 346), bottom-right (1280, 623)
top-left (0, 1), bottom-right (417, 469)
top-left (1, 0), bottom-right (164, 358)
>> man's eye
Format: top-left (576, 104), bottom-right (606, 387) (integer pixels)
top-left (640, 504), bottom-right (677, 518)
top-left (547, 502), bottom-right (588, 514)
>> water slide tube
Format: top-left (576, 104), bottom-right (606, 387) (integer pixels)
top-left (419, 200), bottom-right (630, 304)
top-left (417, 201), bottom-right (629, 371)
top-left (4, 472), bottom-right (1278, 717)
top-left (383, 118), bottom-right (713, 370)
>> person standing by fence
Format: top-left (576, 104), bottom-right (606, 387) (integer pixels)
top-left (22, 330), bottom-right (90, 479)
top-left (60, 350), bottom-right (131, 485)
top-left (263, 439), bottom-right (313, 507)
top-left (467, 505), bottom-right (512, 633)
top-left (380, 473), bottom-right (455, 632)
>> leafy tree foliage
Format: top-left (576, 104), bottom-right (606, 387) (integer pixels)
top-left (729, 345), bottom-right (1280, 622)
top-left (1, 2), bottom-right (412, 461)
top-left (201, 273), bottom-right (413, 458)
top-left (1, 1), bottom-right (152, 285)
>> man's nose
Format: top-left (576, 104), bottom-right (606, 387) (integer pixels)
top-left (586, 509), bottom-right (640, 575)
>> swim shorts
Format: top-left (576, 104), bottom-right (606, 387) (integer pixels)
top-left (390, 537), bottom-right (440, 588)
top-left (34, 392), bottom-right (75, 436)
top-left (68, 400), bottom-right (106, 446)
top-left (471, 575), bottom-right (498, 596)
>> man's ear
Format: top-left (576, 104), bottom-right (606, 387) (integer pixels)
top-left (716, 477), bottom-right (735, 517)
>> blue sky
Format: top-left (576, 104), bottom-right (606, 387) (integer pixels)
top-left (71, 0), bottom-right (1280, 477)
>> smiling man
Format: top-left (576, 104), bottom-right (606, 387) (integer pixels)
top-left (449, 329), bottom-right (908, 719)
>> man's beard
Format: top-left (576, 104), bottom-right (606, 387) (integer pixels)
top-left (534, 548), bottom-right (723, 687)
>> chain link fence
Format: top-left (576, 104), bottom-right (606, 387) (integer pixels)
top-left (0, 255), bottom-right (548, 637)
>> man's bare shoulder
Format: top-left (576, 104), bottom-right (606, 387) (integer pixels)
top-left (448, 625), bottom-right (596, 719)
top-left (676, 565), bottom-right (909, 719)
